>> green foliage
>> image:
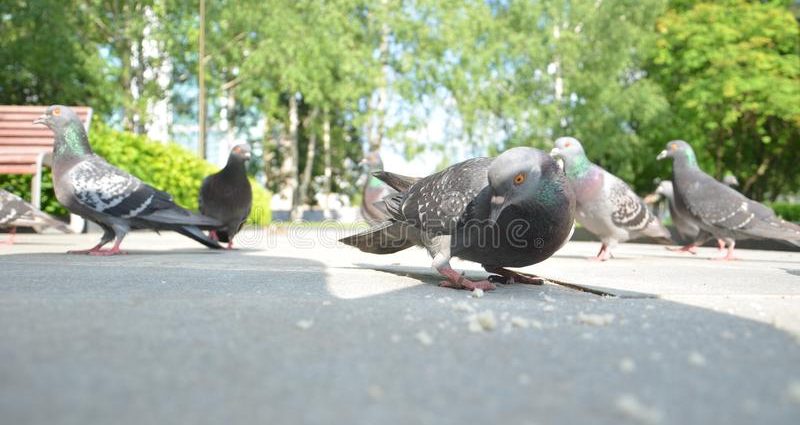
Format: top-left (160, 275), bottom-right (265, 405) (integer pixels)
top-left (0, 0), bottom-right (117, 113)
top-left (398, 0), bottom-right (669, 191)
top-left (3, 0), bottom-right (799, 205)
top-left (772, 203), bottom-right (800, 223)
top-left (647, 0), bottom-right (800, 200)
top-left (0, 123), bottom-right (271, 225)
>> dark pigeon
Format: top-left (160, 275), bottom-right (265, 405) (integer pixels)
top-left (34, 105), bottom-right (223, 255)
top-left (1, 189), bottom-right (72, 244)
top-left (340, 147), bottom-right (575, 291)
top-left (551, 137), bottom-right (670, 261)
top-left (199, 144), bottom-right (253, 249)
top-left (359, 151), bottom-right (396, 224)
top-left (657, 140), bottom-right (800, 259)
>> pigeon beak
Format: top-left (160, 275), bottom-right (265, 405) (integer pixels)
top-left (33, 115), bottom-right (47, 126)
top-left (549, 147), bottom-right (561, 158)
top-left (656, 150), bottom-right (668, 161)
top-left (489, 195), bottom-right (508, 224)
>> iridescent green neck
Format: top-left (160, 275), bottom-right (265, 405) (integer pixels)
top-left (55, 123), bottom-right (92, 158)
top-left (368, 176), bottom-right (384, 188)
top-left (566, 154), bottom-right (591, 179)
top-left (684, 149), bottom-right (698, 167)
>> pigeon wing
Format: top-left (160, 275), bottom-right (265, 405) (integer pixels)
top-left (0, 190), bottom-right (29, 225)
top-left (608, 179), bottom-right (652, 232)
top-left (69, 156), bottom-right (218, 227)
top-left (399, 158), bottom-right (491, 235)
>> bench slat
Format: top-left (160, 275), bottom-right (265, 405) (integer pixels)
top-left (0, 136), bottom-right (53, 146)
top-left (0, 129), bottom-right (56, 137)
top-left (0, 164), bottom-right (37, 174)
top-left (0, 105), bottom-right (91, 176)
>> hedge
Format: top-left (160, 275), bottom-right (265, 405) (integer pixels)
top-left (0, 122), bottom-right (270, 225)
top-left (772, 203), bottom-right (800, 223)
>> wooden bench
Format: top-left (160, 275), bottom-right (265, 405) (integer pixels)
top-left (0, 105), bottom-right (93, 232)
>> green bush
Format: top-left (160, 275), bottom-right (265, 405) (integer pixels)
top-left (0, 122), bottom-right (271, 225)
top-left (771, 203), bottom-right (800, 223)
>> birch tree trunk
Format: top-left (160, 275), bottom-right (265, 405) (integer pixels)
top-left (322, 112), bottom-right (332, 210)
top-left (368, 1), bottom-right (390, 153)
top-left (299, 108), bottom-right (319, 207)
top-left (286, 93), bottom-right (301, 220)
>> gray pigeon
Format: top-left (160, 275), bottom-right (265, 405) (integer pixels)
top-left (645, 181), bottom-right (723, 253)
top-left (551, 137), bottom-right (670, 260)
top-left (359, 151), bottom-right (397, 224)
top-left (1, 189), bottom-right (72, 244)
top-left (657, 140), bottom-right (800, 259)
top-left (34, 105), bottom-right (223, 255)
top-left (199, 144), bottom-right (253, 249)
top-left (340, 147), bottom-right (575, 291)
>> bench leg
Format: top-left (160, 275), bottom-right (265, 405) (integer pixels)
top-left (31, 158), bottom-right (44, 233)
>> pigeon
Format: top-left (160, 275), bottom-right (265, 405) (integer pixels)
top-left (1, 189), bottom-right (72, 244)
top-left (34, 105), bottom-right (223, 255)
top-left (199, 144), bottom-right (253, 249)
top-left (657, 140), bottom-right (800, 260)
top-left (359, 151), bottom-right (397, 224)
top-left (644, 181), bottom-right (724, 253)
top-left (722, 174), bottom-right (740, 189)
top-left (551, 137), bottom-right (670, 260)
top-left (340, 147), bottom-right (575, 291)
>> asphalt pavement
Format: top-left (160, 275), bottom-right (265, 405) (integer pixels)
top-left (1, 228), bottom-right (799, 425)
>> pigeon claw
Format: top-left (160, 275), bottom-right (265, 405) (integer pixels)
top-left (666, 244), bottom-right (698, 255)
top-left (484, 267), bottom-right (544, 285)
top-left (439, 279), bottom-right (496, 291)
top-left (88, 248), bottom-right (127, 256)
top-left (488, 274), bottom-right (508, 284)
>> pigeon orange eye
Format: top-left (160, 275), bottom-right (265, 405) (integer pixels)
top-left (52, 107), bottom-right (61, 116)
top-left (513, 173), bottom-right (526, 185)
top-left (670, 143), bottom-right (677, 151)
top-left (564, 141), bottom-right (571, 148)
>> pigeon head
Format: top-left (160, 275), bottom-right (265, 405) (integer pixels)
top-left (657, 140), bottom-right (697, 167)
top-left (360, 151), bottom-right (383, 172)
top-left (655, 180), bottom-right (674, 200)
top-left (229, 144), bottom-right (252, 161)
top-left (487, 147), bottom-right (562, 223)
top-left (34, 105), bottom-right (92, 158)
top-left (550, 137), bottom-right (586, 158)
top-left (550, 137), bottom-right (591, 179)
top-left (722, 174), bottom-right (739, 187)
top-left (33, 105), bottom-right (79, 131)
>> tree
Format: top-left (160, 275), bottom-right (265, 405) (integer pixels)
top-left (391, 0), bottom-right (669, 189)
top-left (647, 0), bottom-right (800, 200)
top-left (0, 0), bottom-right (116, 112)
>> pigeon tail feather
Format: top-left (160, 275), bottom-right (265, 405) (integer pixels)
top-left (141, 203), bottom-right (222, 230)
top-left (339, 221), bottom-right (415, 254)
top-left (740, 217), bottom-right (800, 243)
top-left (30, 210), bottom-right (73, 233)
top-left (174, 225), bottom-right (223, 249)
top-left (373, 171), bottom-right (419, 192)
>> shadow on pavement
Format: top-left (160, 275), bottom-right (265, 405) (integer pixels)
top-left (0, 252), bottom-right (799, 425)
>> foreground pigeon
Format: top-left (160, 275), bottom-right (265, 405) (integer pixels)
top-left (34, 105), bottom-right (222, 255)
top-left (1, 189), bottom-right (72, 244)
top-left (359, 151), bottom-right (396, 224)
top-left (657, 140), bottom-right (800, 259)
top-left (340, 147), bottom-right (575, 291)
top-left (551, 137), bottom-right (670, 260)
top-left (199, 144), bottom-right (253, 249)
